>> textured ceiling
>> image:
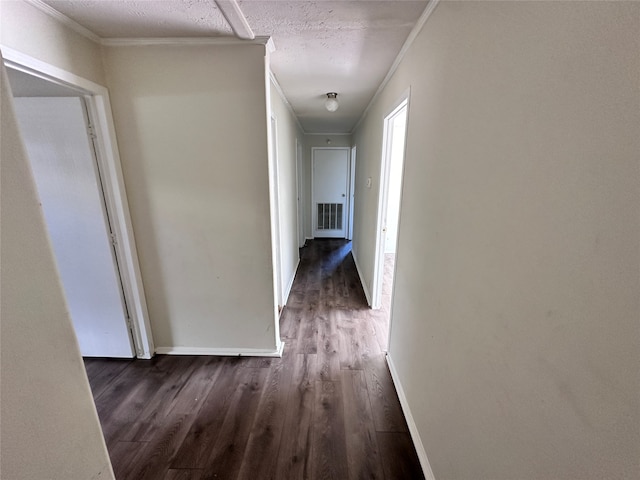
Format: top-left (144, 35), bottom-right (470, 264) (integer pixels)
top-left (43, 0), bottom-right (234, 37)
top-left (41, 0), bottom-right (429, 132)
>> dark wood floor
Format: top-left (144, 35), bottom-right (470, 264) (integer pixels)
top-left (85, 239), bottom-right (423, 480)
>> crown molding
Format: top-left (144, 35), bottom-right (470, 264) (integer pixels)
top-left (21, 0), bottom-right (273, 50)
top-left (215, 0), bottom-right (255, 40)
top-left (269, 69), bottom-right (305, 134)
top-left (23, 0), bottom-right (102, 43)
top-left (100, 35), bottom-right (273, 47)
top-left (351, 0), bottom-right (440, 134)
top-left (265, 37), bottom-right (276, 54)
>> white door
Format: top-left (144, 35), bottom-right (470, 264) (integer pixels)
top-left (312, 147), bottom-right (350, 238)
top-left (13, 97), bottom-right (135, 358)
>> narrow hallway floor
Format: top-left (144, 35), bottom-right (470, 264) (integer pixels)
top-left (85, 238), bottom-right (424, 480)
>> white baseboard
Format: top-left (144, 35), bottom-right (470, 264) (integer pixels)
top-left (156, 342), bottom-right (285, 358)
top-left (351, 249), bottom-right (372, 306)
top-left (386, 353), bottom-right (436, 480)
top-left (283, 258), bottom-right (300, 305)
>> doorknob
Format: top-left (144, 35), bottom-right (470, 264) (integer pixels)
top-left (342, 193), bottom-right (346, 197)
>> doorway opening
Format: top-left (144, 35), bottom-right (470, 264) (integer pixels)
top-left (12, 88), bottom-right (135, 358)
top-left (269, 114), bottom-right (285, 314)
top-left (296, 138), bottom-right (305, 248)
top-left (371, 95), bottom-right (409, 344)
top-left (3, 51), bottom-right (153, 358)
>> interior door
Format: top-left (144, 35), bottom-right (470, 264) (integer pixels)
top-left (13, 96), bottom-right (135, 358)
top-left (312, 148), bottom-right (349, 238)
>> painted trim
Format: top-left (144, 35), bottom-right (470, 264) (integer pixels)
top-left (352, 0), bottom-right (440, 133)
top-left (295, 138), bottom-right (305, 248)
top-left (23, 0), bottom-right (102, 43)
top-left (19, 0), bottom-right (276, 51)
top-left (269, 70), bottom-right (305, 133)
top-left (346, 145), bottom-right (357, 241)
top-left (264, 70), bottom-right (283, 349)
top-left (386, 354), bottom-right (437, 480)
top-left (265, 37), bottom-right (276, 54)
top-left (351, 249), bottom-right (372, 306)
top-left (156, 342), bottom-right (285, 358)
top-left (214, 0), bottom-right (255, 40)
top-left (269, 113), bottom-right (285, 310)
top-left (2, 46), bottom-right (155, 359)
top-left (1, 46), bottom-right (102, 94)
top-left (100, 35), bottom-right (273, 47)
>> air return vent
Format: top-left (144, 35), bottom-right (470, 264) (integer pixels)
top-left (317, 203), bottom-right (343, 230)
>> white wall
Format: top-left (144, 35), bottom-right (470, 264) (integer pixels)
top-left (302, 134), bottom-right (352, 239)
top-left (103, 44), bottom-right (278, 353)
top-left (270, 80), bottom-right (304, 304)
top-left (0, 55), bottom-right (115, 480)
top-left (0, 0), bottom-right (105, 85)
top-left (352, 2), bottom-right (640, 479)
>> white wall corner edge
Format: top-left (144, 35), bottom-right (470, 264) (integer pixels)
top-left (351, 250), bottom-right (372, 306)
top-left (283, 258), bottom-right (300, 306)
top-left (386, 353), bottom-right (437, 480)
top-left (155, 343), bottom-right (285, 358)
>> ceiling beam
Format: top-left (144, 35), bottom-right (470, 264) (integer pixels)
top-left (214, 0), bottom-right (255, 40)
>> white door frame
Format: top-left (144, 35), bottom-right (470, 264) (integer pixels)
top-left (269, 114), bottom-right (285, 309)
top-left (347, 145), bottom-right (357, 241)
top-left (2, 45), bottom-right (155, 358)
top-left (311, 146), bottom-right (351, 239)
top-left (295, 138), bottom-right (305, 248)
top-left (371, 90), bottom-right (410, 311)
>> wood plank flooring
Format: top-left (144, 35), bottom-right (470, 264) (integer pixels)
top-left (85, 239), bottom-right (423, 480)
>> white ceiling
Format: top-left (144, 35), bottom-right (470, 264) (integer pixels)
top-left (40, 0), bottom-right (429, 133)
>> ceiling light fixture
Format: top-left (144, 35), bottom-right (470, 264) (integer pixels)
top-left (325, 92), bottom-right (339, 112)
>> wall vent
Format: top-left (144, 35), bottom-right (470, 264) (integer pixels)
top-left (317, 203), bottom-right (343, 230)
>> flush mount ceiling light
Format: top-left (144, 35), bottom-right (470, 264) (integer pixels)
top-left (325, 92), bottom-right (339, 112)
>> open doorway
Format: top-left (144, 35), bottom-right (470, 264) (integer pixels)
top-left (3, 52), bottom-right (154, 358)
top-left (269, 114), bottom-right (285, 313)
top-left (10, 81), bottom-right (135, 358)
top-left (371, 95), bottom-right (409, 342)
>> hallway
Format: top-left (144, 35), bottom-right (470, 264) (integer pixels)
top-left (85, 239), bottom-right (423, 480)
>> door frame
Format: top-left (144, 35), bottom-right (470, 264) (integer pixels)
top-left (269, 114), bottom-right (285, 309)
top-left (371, 90), bottom-right (410, 311)
top-left (311, 146), bottom-right (351, 239)
top-left (346, 145), bottom-right (357, 241)
top-left (295, 138), bottom-right (305, 248)
top-left (2, 45), bottom-right (154, 358)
